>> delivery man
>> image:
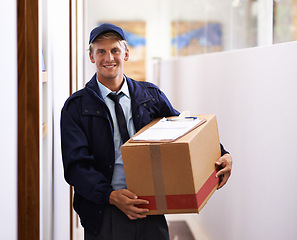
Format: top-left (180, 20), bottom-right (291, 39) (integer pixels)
top-left (61, 23), bottom-right (232, 240)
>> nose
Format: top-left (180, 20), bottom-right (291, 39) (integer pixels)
top-left (106, 51), bottom-right (114, 62)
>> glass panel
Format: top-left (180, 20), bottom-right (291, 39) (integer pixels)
top-left (170, 1), bottom-right (222, 56)
top-left (84, 0), bottom-right (297, 83)
top-left (231, 0), bottom-right (258, 49)
top-left (169, 0), bottom-right (264, 56)
top-left (273, 0), bottom-right (297, 43)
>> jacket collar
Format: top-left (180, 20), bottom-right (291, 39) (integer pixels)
top-left (83, 73), bottom-right (156, 131)
top-left (85, 73), bottom-right (103, 100)
top-left (85, 73), bottom-right (153, 105)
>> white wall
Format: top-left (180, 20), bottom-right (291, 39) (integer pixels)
top-left (0, 1), bottom-right (18, 239)
top-left (47, 0), bottom-right (71, 239)
top-left (159, 41), bottom-right (297, 240)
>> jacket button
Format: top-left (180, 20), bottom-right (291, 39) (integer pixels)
top-left (84, 109), bottom-right (88, 113)
top-left (137, 115), bottom-right (140, 118)
top-left (96, 110), bottom-right (100, 114)
top-left (109, 165), bottom-right (112, 168)
top-left (99, 211), bottom-right (102, 214)
top-left (143, 103), bottom-right (147, 107)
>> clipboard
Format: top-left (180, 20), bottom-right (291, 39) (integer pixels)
top-left (130, 116), bottom-right (207, 143)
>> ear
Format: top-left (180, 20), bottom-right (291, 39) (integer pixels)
top-left (89, 52), bottom-right (95, 63)
top-left (124, 49), bottom-right (130, 61)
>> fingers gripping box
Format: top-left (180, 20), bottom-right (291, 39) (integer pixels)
top-left (121, 114), bottom-right (221, 215)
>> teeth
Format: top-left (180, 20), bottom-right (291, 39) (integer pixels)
top-left (104, 65), bottom-right (116, 68)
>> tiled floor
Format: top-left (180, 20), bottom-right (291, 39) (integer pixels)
top-left (166, 214), bottom-right (209, 240)
top-left (168, 220), bottom-right (195, 240)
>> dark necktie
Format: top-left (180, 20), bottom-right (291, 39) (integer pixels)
top-left (108, 92), bottom-right (130, 143)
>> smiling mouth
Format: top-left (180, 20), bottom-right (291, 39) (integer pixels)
top-left (103, 64), bottom-right (116, 68)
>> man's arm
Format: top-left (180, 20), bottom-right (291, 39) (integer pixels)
top-left (61, 98), bottom-right (113, 205)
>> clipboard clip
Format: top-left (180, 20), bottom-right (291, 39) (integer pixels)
top-left (165, 116), bottom-right (197, 121)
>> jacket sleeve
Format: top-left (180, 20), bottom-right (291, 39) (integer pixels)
top-left (220, 143), bottom-right (229, 156)
top-left (60, 97), bottom-right (114, 205)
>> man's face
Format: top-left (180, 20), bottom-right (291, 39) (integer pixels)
top-left (89, 38), bottom-right (129, 83)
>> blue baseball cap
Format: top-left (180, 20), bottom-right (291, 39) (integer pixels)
top-left (89, 23), bottom-right (126, 44)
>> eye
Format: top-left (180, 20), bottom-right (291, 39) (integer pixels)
top-left (97, 49), bottom-right (105, 55)
top-left (112, 48), bottom-right (120, 54)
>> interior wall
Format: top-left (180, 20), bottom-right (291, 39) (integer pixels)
top-left (159, 41), bottom-right (297, 240)
top-left (0, 1), bottom-right (17, 239)
top-left (47, 0), bottom-right (71, 239)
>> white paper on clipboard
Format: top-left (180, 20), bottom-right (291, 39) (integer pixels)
top-left (132, 117), bottom-right (204, 142)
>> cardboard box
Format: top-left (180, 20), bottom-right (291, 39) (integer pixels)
top-left (121, 114), bottom-right (221, 215)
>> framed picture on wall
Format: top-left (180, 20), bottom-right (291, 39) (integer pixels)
top-left (171, 21), bottom-right (222, 56)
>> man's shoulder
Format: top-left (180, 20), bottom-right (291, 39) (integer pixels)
top-left (67, 88), bottom-right (84, 101)
top-left (127, 76), bottom-right (160, 91)
top-left (62, 89), bottom-right (84, 110)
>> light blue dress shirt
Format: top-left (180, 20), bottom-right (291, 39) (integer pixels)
top-left (97, 77), bottom-right (136, 190)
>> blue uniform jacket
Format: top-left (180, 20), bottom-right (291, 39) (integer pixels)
top-left (61, 74), bottom-right (181, 233)
top-left (61, 74), bottom-right (229, 233)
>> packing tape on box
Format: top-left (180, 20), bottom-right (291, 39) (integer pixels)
top-left (138, 169), bottom-right (219, 213)
top-left (149, 144), bottom-right (168, 213)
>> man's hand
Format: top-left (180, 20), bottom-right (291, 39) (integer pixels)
top-left (215, 153), bottom-right (232, 189)
top-left (109, 189), bottom-right (149, 220)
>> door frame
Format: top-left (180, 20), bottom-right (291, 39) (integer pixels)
top-left (17, 0), bottom-right (40, 239)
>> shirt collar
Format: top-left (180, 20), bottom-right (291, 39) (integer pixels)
top-left (96, 75), bottom-right (130, 100)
